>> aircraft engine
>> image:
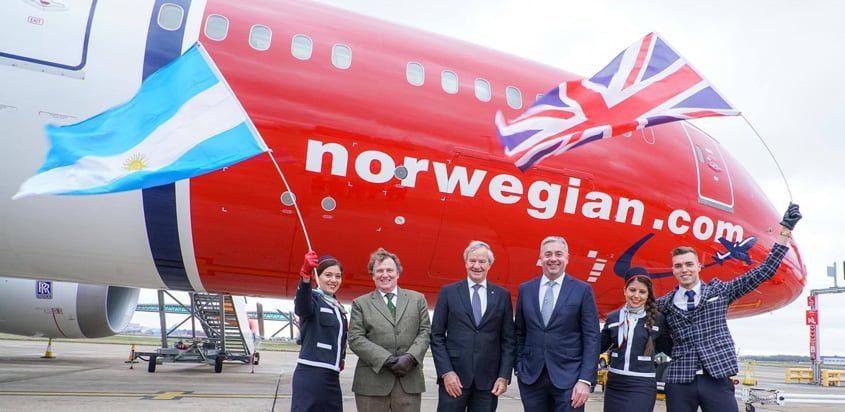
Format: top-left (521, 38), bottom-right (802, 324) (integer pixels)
top-left (0, 277), bottom-right (139, 339)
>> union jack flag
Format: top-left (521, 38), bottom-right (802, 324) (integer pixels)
top-left (496, 32), bottom-right (739, 171)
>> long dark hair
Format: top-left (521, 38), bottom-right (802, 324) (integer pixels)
top-left (625, 274), bottom-right (658, 356)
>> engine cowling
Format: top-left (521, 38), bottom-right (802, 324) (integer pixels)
top-left (0, 277), bottom-right (139, 338)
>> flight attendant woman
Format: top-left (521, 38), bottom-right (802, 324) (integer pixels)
top-left (291, 251), bottom-right (348, 411)
top-left (600, 273), bottom-right (671, 412)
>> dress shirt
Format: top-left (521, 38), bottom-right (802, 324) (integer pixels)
top-left (672, 281), bottom-right (702, 310)
top-left (467, 278), bottom-right (488, 317)
top-left (379, 288), bottom-right (399, 306)
top-left (538, 274), bottom-right (564, 309)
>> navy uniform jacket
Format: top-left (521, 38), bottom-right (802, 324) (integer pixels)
top-left (600, 309), bottom-right (671, 377)
top-left (657, 243), bottom-right (788, 383)
top-left (515, 274), bottom-right (600, 389)
top-left (430, 280), bottom-right (515, 390)
top-left (295, 279), bottom-right (348, 371)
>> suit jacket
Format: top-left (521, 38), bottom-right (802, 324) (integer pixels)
top-left (657, 243), bottom-right (788, 384)
top-left (514, 274), bottom-right (600, 389)
top-left (430, 280), bottom-right (515, 390)
top-left (600, 309), bottom-right (671, 377)
top-left (348, 288), bottom-right (431, 396)
top-left (293, 280), bottom-right (347, 372)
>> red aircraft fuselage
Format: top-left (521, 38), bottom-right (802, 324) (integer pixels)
top-left (0, 0), bottom-right (805, 320)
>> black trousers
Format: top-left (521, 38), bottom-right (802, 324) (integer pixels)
top-left (665, 373), bottom-right (738, 412)
top-left (518, 367), bottom-right (581, 412)
top-left (437, 381), bottom-right (498, 412)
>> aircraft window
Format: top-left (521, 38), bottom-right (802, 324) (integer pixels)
top-left (157, 4), bottom-right (184, 31)
top-left (204, 15), bottom-right (228, 41)
top-left (291, 35), bottom-right (313, 60)
top-left (475, 78), bottom-right (491, 102)
top-left (332, 44), bottom-right (352, 69)
top-left (406, 62), bottom-right (424, 86)
top-left (506, 86), bottom-right (523, 109)
top-left (442, 70), bottom-right (458, 94)
top-left (249, 25), bottom-right (272, 51)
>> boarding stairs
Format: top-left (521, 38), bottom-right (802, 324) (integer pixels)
top-left (193, 293), bottom-right (257, 363)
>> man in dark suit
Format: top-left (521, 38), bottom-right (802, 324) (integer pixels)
top-left (431, 240), bottom-right (515, 412)
top-left (515, 235), bottom-right (600, 412)
top-left (658, 203), bottom-right (801, 412)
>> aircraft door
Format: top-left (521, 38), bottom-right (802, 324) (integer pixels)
top-left (682, 123), bottom-right (735, 212)
top-left (0, 0), bottom-right (97, 76)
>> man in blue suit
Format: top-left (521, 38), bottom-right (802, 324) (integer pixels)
top-left (431, 240), bottom-right (515, 412)
top-left (515, 235), bottom-right (600, 411)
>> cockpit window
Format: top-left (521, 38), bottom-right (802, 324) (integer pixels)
top-left (204, 15), bottom-right (229, 41)
top-left (249, 25), bottom-right (272, 51)
top-left (157, 4), bottom-right (184, 31)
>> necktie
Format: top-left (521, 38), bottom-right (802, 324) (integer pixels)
top-left (471, 284), bottom-right (483, 326)
top-left (541, 280), bottom-right (556, 326)
top-left (386, 292), bottom-right (396, 318)
top-left (685, 289), bottom-right (696, 311)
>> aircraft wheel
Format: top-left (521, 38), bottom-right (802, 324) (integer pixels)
top-left (148, 355), bottom-right (157, 373)
top-left (214, 355), bottom-right (223, 373)
top-left (253, 352), bottom-right (260, 365)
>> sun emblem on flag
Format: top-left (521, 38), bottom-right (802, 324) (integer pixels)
top-left (123, 153), bottom-right (148, 171)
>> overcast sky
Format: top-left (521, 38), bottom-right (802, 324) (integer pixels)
top-left (136, 0), bottom-right (845, 356)
top-left (313, 0), bottom-right (845, 356)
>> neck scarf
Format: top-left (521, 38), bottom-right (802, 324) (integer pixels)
top-left (315, 288), bottom-right (347, 315)
top-left (617, 305), bottom-right (646, 349)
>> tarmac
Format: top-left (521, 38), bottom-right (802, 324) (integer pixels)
top-left (1, 339), bottom-right (844, 411)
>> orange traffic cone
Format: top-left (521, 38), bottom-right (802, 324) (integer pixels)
top-left (41, 338), bottom-right (56, 359)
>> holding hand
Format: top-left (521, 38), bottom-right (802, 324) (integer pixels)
top-left (388, 353), bottom-right (417, 377)
top-left (780, 203), bottom-right (802, 230)
top-left (300, 251), bottom-right (318, 281)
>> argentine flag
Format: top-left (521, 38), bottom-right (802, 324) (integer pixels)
top-left (13, 43), bottom-right (267, 199)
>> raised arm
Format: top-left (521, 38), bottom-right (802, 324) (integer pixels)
top-left (725, 204), bottom-right (801, 301)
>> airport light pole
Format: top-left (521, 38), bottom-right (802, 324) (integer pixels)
top-left (809, 263), bottom-right (845, 384)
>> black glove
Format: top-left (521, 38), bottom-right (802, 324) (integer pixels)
top-left (388, 353), bottom-right (417, 377)
top-left (780, 203), bottom-right (802, 230)
top-left (384, 355), bottom-right (399, 369)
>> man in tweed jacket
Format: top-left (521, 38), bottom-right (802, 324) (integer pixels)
top-left (657, 204), bottom-right (801, 412)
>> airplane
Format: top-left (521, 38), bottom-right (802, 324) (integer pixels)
top-left (713, 236), bottom-right (758, 266)
top-left (0, 0), bottom-right (806, 339)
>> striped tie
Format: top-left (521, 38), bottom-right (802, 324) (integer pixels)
top-left (685, 290), bottom-right (696, 311)
top-left (386, 292), bottom-right (396, 318)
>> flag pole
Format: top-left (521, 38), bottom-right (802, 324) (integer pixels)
top-left (740, 115), bottom-right (794, 202)
top-left (195, 41), bottom-right (314, 252)
top-left (264, 150), bottom-right (313, 252)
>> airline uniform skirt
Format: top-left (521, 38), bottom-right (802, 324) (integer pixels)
top-left (603, 372), bottom-right (656, 412)
top-left (291, 363), bottom-right (342, 411)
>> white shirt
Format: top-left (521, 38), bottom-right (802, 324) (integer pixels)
top-left (673, 281), bottom-right (702, 310)
top-left (538, 274), bottom-right (564, 309)
top-left (467, 278), bottom-right (488, 316)
top-left (379, 288), bottom-right (399, 306)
